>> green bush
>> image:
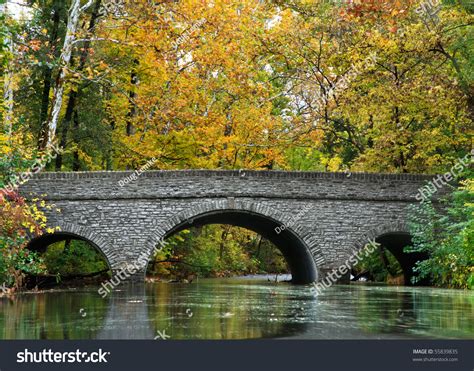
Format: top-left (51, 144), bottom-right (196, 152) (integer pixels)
top-left (43, 240), bottom-right (109, 278)
top-left (147, 225), bottom-right (288, 279)
top-left (354, 246), bottom-right (403, 282)
top-left (406, 174), bottom-right (474, 289)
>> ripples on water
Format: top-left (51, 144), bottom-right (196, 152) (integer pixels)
top-left (0, 277), bottom-right (472, 340)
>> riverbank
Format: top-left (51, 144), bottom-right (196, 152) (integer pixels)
top-left (0, 272), bottom-right (291, 297)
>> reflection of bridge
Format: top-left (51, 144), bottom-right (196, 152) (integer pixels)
top-left (96, 282), bottom-right (311, 340)
top-left (20, 170), bottom-right (441, 284)
top-left (97, 284), bottom-right (155, 340)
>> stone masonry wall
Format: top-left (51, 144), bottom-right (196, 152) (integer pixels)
top-left (19, 170), bottom-right (442, 282)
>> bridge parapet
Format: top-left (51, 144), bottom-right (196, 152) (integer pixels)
top-left (20, 170), bottom-right (441, 202)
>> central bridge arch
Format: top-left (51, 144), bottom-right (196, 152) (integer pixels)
top-left (142, 200), bottom-right (318, 284)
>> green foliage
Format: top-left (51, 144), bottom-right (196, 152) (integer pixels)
top-left (252, 237), bottom-right (289, 274)
top-left (0, 8), bottom-right (8, 69)
top-left (354, 246), bottom-right (403, 282)
top-left (0, 123), bottom-right (51, 290)
top-left (43, 240), bottom-right (109, 277)
top-left (147, 225), bottom-right (288, 279)
top-left (0, 195), bottom-right (47, 290)
top-left (0, 240), bottom-right (44, 288)
top-left (284, 147), bottom-right (326, 171)
top-left (406, 173), bottom-right (474, 288)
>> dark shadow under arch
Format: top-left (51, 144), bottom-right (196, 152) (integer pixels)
top-left (375, 232), bottom-right (428, 285)
top-left (160, 210), bottom-right (318, 284)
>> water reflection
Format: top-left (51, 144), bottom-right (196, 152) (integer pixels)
top-left (0, 289), bottom-right (108, 339)
top-left (145, 280), bottom-right (309, 339)
top-left (302, 285), bottom-right (474, 339)
top-left (0, 280), bottom-right (472, 340)
top-left (97, 284), bottom-right (154, 339)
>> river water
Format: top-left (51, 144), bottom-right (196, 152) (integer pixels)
top-left (0, 277), bottom-right (472, 340)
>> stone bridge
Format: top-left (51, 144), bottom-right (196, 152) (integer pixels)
top-left (19, 170), bottom-right (438, 284)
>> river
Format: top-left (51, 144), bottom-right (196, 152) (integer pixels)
top-left (0, 277), bottom-right (472, 340)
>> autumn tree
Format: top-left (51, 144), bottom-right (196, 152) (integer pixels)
top-left (266, 0), bottom-right (472, 172)
top-left (96, 0), bottom-right (294, 170)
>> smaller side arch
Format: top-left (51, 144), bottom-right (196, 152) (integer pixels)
top-left (351, 221), bottom-right (409, 252)
top-left (26, 222), bottom-right (114, 272)
top-left (351, 221), bottom-right (427, 285)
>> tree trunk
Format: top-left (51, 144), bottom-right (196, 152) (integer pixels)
top-left (55, 89), bottom-right (77, 170)
top-left (56, 0), bottom-right (102, 170)
top-left (37, 2), bottom-right (61, 150)
top-left (72, 110), bottom-right (81, 171)
top-left (378, 246), bottom-right (396, 277)
top-left (255, 235), bottom-right (262, 258)
top-left (126, 59), bottom-right (139, 136)
top-left (42, 0), bottom-right (94, 150)
top-left (2, 4), bottom-right (14, 162)
top-left (63, 239), bottom-right (72, 254)
top-left (219, 225), bottom-right (230, 259)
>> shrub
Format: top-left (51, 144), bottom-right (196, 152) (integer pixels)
top-left (0, 192), bottom-right (48, 290)
top-left (406, 175), bottom-right (474, 289)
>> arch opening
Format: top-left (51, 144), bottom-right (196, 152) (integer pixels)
top-left (147, 210), bottom-right (318, 284)
top-left (25, 232), bottom-right (112, 288)
top-left (352, 231), bottom-right (428, 286)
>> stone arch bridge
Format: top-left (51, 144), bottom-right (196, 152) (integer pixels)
top-left (19, 170), bottom-right (439, 284)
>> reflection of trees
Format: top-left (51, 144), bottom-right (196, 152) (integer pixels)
top-left (146, 281), bottom-right (308, 340)
top-left (0, 282), bottom-right (309, 340)
top-left (0, 291), bottom-right (108, 339)
top-left (355, 287), bottom-right (474, 338)
top-left (3, 283), bottom-right (470, 340)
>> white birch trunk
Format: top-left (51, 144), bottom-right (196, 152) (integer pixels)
top-left (46, 0), bottom-right (94, 149)
top-left (1, 1), bottom-right (14, 145)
